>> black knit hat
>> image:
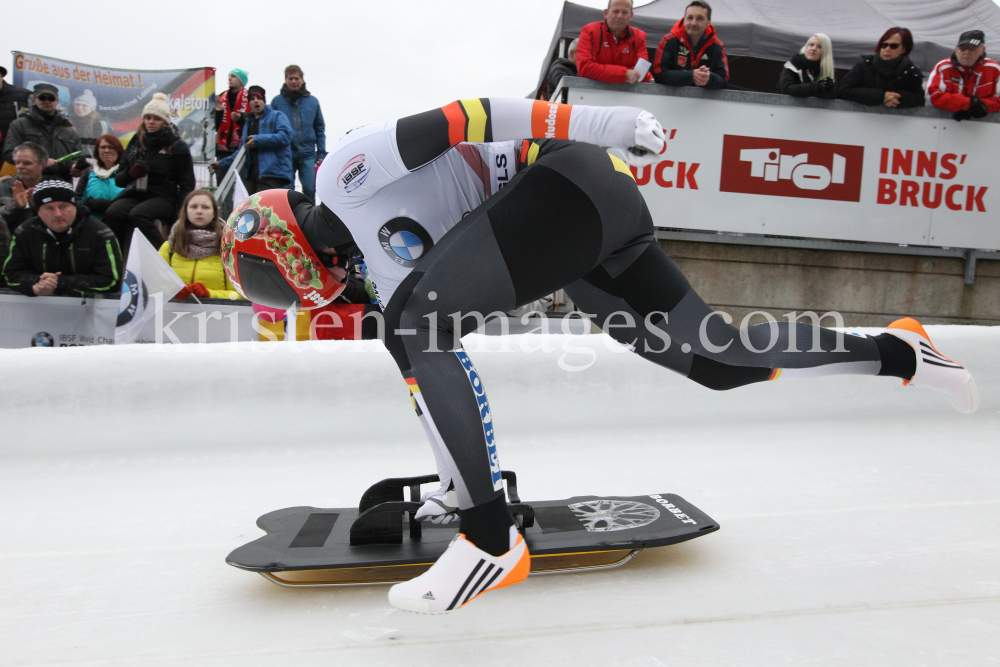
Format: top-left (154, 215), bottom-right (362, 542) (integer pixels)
top-left (33, 180), bottom-right (76, 208)
top-left (247, 85), bottom-right (266, 100)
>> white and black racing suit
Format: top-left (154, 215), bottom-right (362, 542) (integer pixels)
top-left (315, 98), bottom-right (914, 549)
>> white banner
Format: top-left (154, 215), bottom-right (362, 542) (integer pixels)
top-left (0, 295), bottom-right (118, 348)
top-left (0, 294), bottom-right (260, 348)
top-left (568, 87), bottom-right (1000, 251)
top-left (114, 230), bottom-right (186, 344)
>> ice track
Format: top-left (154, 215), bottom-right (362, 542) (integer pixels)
top-left (1, 329), bottom-right (998, 666)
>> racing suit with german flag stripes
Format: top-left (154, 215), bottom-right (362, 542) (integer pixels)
top-left (314, 98), bottom-right (913, 528)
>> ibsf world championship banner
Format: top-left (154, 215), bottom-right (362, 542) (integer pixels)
top-left (11, 52), bottom-right (215, 157)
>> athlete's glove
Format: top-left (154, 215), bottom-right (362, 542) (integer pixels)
top-left (608, 109), bottom-right (667, 167)
top-left (414, 484), bottom-right (459, 524)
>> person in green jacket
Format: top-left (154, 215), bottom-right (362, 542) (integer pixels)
top-left (159, 189), bottom-right (242, 300)
top-left (2, 179), bottom-right (121, 297)
top-left (74, 134), bottom-right (125, 221)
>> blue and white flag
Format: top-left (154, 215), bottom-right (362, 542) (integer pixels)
top-left (114, 229), bottom-right (185, 344)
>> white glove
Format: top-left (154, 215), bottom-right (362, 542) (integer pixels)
top-left (609, 109), bottom-right (667, 168)
top-left (414, 485), bottom-right (459, 524)
top-left (635, 109), bottom-right (667, 155)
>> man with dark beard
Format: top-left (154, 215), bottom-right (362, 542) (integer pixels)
top-left (271, 65), bottom-right (327, 203)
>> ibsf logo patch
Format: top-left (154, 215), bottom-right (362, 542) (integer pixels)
top-left (233, 208), bottom-right (261, 240)
top-left (455, 350), bottom-right (503, 492)
top-left (338, 153), bottom-right (370, 192)
top-left (303, 290), bottom-right (332, 307)
top-left (377, 217), bottom-right (434, 268)
top-left (720, 135), bottom-right (865, 202)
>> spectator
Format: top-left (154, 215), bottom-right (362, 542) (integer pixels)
top-left (0, 143), bottom-right (47, 235)
top-left (74, 134), bottom-right (125, 221)
top-left (652, 1), bottom-right (729, 89)
top-left (2, 179), bottom-right (122, 297)
top-left (159, 189), bottom-right (242, 301)
top-left (1, 83), bottom-right (83, 168)
top-left (927, 30), bottom-right (1000, 121)
top-left (70, 90), bottom-right (112, 158)
top-left (577, 0), bottom-right (654, 85)
top-left (0, 65), bottom-right (31, 178)
top-left (838, 28), bottom-right (924, 108)
top-left (214, 68), bottom-right (249, 178)
top-left (547, 39), bottom-right (580, 94)
top-left (211, 86), bottom-right (293, 195)
top-left (271, 65), bottom-right (327, 203)
top-left (778, 34), bottom-right (836, 98)
top-left (105, 93), bottom-right (195, 254)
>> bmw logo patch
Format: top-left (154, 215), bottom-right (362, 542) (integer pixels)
top-left (377, 218), bottom-right (434, 268)
top-left (31, 332), bottom-right (54, 347)
top-left (116, 270), bottom-right (147, 328)
top-left (234, 209), bottom-right (261, 240)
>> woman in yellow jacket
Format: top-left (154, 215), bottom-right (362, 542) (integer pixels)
top-left (159, 189), bottom-right (244, 300)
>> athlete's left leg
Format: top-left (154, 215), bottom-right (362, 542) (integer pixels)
top-left (382, 142), bottom-right (652, 612)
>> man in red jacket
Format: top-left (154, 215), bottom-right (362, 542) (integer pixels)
top-left (577, 0), bottom-right (654, 85)
top-left (927, 30), bottom-right (1000, 121)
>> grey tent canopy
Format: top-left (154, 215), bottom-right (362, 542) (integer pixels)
top-left (536, 0), bottom-right (1000, 95)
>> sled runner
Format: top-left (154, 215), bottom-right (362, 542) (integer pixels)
top-left (227, 471), bottom-right (719, 587)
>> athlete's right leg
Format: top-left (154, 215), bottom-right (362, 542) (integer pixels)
top-left (565, 246), bottom-right (915, 389)
top-left (564, 205), bottom-right (976, 411)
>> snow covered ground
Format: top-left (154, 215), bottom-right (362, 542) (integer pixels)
top-left (2, 328), bottom-right (998, 666)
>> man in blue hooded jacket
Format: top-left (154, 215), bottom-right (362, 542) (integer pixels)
top-left (211, 85), bottom-right (293, 194)
top-left (270, 65), bottom-right (327, 203)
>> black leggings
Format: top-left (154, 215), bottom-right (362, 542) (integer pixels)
top-left (103, 196), bottom-right (171, 254)
top-left (382, 142), bottom-right (884, 511)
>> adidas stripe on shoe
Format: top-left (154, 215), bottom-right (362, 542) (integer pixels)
top-left (388, 526), bottom-right (530, 613)
top-left (885, 317), bottom-right (979, 414)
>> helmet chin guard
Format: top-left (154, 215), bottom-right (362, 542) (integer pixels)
top-left (221, 189), bottom-right (347, 310)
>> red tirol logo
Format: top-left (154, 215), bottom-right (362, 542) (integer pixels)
top-left (720, 135), bottom-right (864, 202)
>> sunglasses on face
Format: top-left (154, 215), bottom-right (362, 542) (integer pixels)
top-left (37, 95), bottom-right (57, 102)
top-left (880, 42), bottom-right (902, 50)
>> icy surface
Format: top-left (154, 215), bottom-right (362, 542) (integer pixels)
top-left (1, 329), bottom-right (998, 666)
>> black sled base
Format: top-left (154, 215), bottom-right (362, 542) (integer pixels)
top-left (226, 471), bottom-right (719, 587)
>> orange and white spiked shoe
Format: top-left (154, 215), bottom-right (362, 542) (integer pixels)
top-left (388, 526), bottom-right (529, 613)
top-left (885, 317), bottom-right (979, 414)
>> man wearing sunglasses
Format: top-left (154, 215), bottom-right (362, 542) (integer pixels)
top-left (0, 83), bottom-right (82, 173)
top-left (927, 30), bottom-right (1000, 121)
top-left (838, 27), bottom-right (925, 108)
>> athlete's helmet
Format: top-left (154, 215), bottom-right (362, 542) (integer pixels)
top-left (221, 189), bottom-right (348, 309)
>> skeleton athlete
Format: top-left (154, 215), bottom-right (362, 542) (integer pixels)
top-left (224, 97), bottom-right (978, 613)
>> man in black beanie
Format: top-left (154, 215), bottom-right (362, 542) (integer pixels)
top-left (3, 180), bottom-right (122, 297)
top-left (211, 85), bottom-right (294, 194)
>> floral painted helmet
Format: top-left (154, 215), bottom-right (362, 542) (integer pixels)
top-left (221, 189), bottom-right (347, 309)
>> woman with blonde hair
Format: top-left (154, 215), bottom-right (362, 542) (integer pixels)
top-left (159, 189), bottom-right (243, 301)
top-left (778, 33), bottom-right (836, 98)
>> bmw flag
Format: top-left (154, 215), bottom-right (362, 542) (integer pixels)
top-left (114, 229), bottom-right (186, 344)
top-left (233, 170), bottom-right (250, 209)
